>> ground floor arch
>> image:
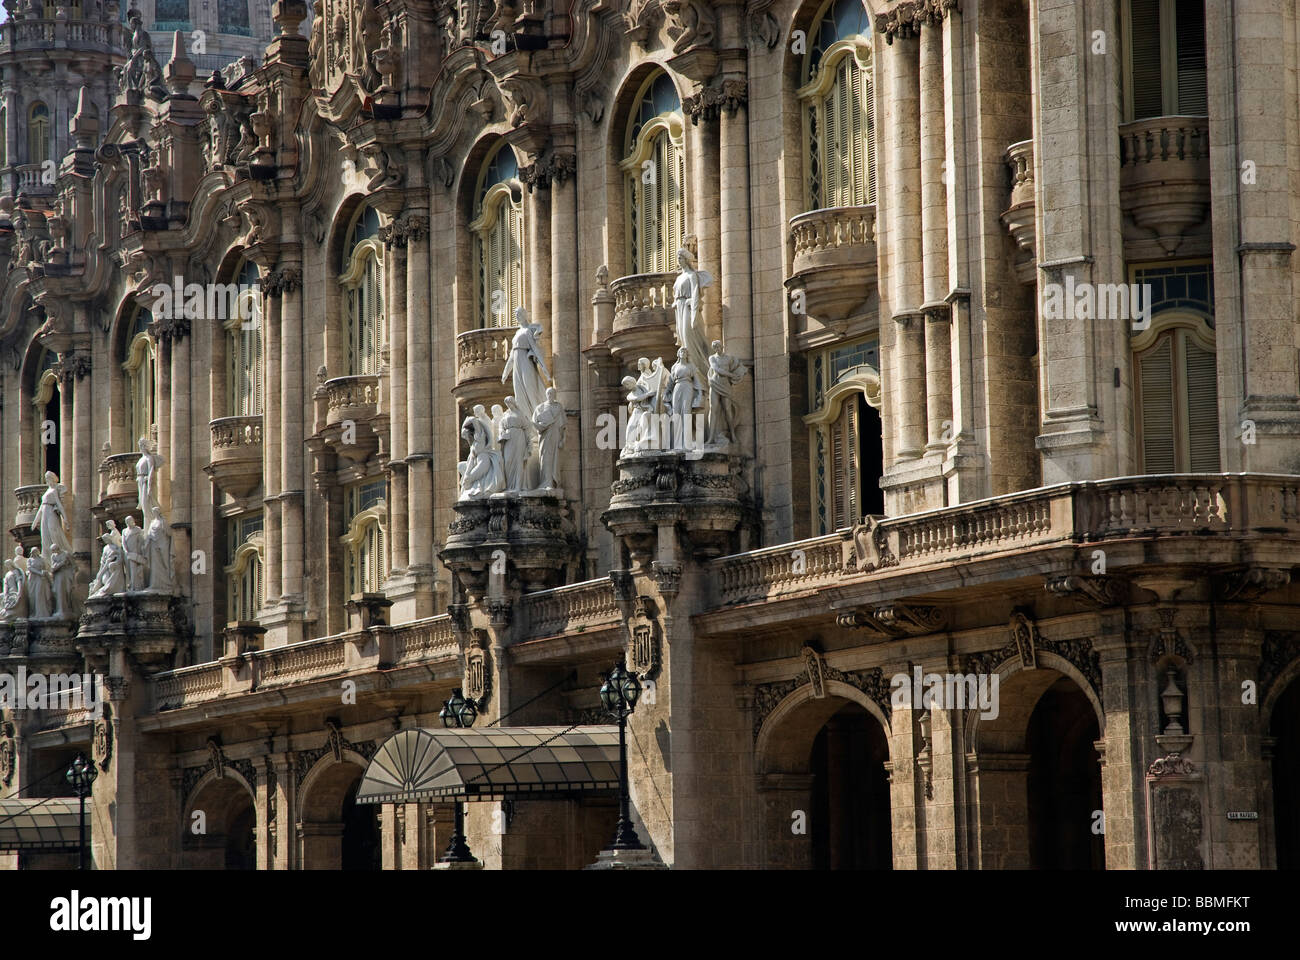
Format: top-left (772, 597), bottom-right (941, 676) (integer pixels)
top-left (298, 756), bottom-right (380, 870)
top-left (1270, 676), bottom-right (1300, 868)
top-left (181, 773), bottom-right (256, 870)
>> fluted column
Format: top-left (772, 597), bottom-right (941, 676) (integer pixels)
top-left (689, 106), bottom-right (722, 346)
top-left (526, 186), bottom-right (552, 342)
top-left (168, 327), bottom-right (192, 598)
top-left (68, 351), bottom-right (92, 558)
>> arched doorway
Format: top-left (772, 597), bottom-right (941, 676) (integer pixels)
top-left (756, 683), bottom-right (893, 869)
top-left (810, 701), bottom-right (891, 869)
top-left (182, 775), bottom-right (256, 870)
top-left (970, 664), bottom-right (1104, 869)
top-left (299, 759), bottom-right (380, 870)
top-left (1270, 678), bottom-right (1300, 868)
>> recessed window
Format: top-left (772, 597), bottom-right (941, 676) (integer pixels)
top-left (622, 72), bottom-right (685, 275)
top-left (1123, 0), bottom-right (1207, 120)
top-left (227, 261), bottom-right (263, 417)
top-left (27, 102), bottom-right (50, 166)
top-left (471, 142), bottom-right (525, 328)
top-left (1134, 319), bottom-right (1219, 473)
top-left (343, 480), bottom-right (388, 596)
top-left (341, 207), bottom-right (385, 376)
top-left (122, 307), bottom-right (157, 450)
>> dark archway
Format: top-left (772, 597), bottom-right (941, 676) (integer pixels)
top-left (1271, 678), bottom-right (1300, 868)
top-left (341, 778), bottom-right (381, 871)
top-left (1026, 677), bottom-right (1104, 869)
top-left (810, 701), bottom-right (892, 869)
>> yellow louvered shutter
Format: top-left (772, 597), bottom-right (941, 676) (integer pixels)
top-left (1184, 337), bottom-right (1219, 471)
top-left (1138, 335), bottom-right (1177, 472)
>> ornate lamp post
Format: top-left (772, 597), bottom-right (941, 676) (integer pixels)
top-left (439, 688), bottom-right (477, 863)
top-left (599, 662), bottom-right (643, 850)
top-left (65, 752), bottom-right (97, 871)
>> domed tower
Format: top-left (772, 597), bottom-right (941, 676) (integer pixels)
top-left (135, 0), bottom-right (284, 81)
top-left (0, 0), bottom-right (126, 201)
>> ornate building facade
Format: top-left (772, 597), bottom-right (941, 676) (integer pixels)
top-left (0, 0), bottom-right (1297, 870)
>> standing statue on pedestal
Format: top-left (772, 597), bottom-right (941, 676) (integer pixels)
top-left (146, 511), bottom-right (176, 594)
top-left (32, 471), bottom-right (72, 559)
top-left (501, 307), bottom-right (551, 423)
top-left (673, 248), bottom-right (712, 398)
top-left (669, 347), bottom-right (703, 451)
top-left (532, 386), bottom-right (566, 492)
top-left (49, 543), bottom-right (79, 620)
top-left (498, 395), bottom-right (535, 493)
top-left (706, 340), bottom-right (748, 448)
top-left (25, 548), bottom-right (54, 618)
top-left (1, 559), bottom-right (26, 621)
top-left (12, 544), bottom-right (26, 576)
top-left (135, 437), bottom-right (163, 519)
top-left (121, 514), bottom-right (147, 591)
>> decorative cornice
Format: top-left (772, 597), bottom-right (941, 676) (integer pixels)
top-left (683, 78), bottom-right (748, 125)
top-left (1044, 574), bottom-right (1128, 607)
top-left (265, 265), bottom-right (302, 296)
top-left (520, 152), bottom-right (576, 193)
top-left (878, 0), bottom-right (960, 43)
top-left (836, 602), bottom-right (945, 638)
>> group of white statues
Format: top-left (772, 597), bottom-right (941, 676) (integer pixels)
top-left (0, 438), bottom-right (176, 622)
top-left (457, 308), bottom-right (568, 501)
top-left (621, 248), bottom-right (747, 457)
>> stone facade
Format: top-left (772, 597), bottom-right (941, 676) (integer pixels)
top-left (0, 0), bottom-right (1297, 870)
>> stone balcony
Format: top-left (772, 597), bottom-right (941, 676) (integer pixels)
top-left (785, 205), bottom-right (877, 343)
top-left (311, 373), bottom-right (384, 463)
top-left (10, 483), bottom-right (45, 548)
top-left (0, 18), bottom-right (115, 52)
top-left (453, 326), bottom-right (514, 406)
top-left (206, 415), bottom-right (263, 498)
top-left (1118, 116), bottom-right (1211, 257)
top-left (4, 164), bottom-right (54, 199)
top-left (96, 451), bottom-right (139, 520)
top-left (609, 272), bottom-right (677, 369)
top-left (1001, 139), bottom-right (1036, 285)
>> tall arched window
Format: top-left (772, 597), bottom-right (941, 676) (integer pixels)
top-left (341, 206), bottom-right (385, 375)
top-left (471, 142), bottom-right (526, 328)
top-left (227, 260), bottom-right (263, 416)
top-left (621, 72), bottom-right (685, 274)
top-left (800, 0), bottom-right (875, 210)
top-left (27, 102), bottom-right (50, 166)
top-left (1122, 0), bottom-right (1207, 120)
top-left (33, 349), bottom-right (61, 478)
top-left (342, 479), bottom-right (388, 596)
top-left (805, 339), bottom-right (884, 533)
top-left (225, 513), bottom-right (264, 622)
top-left (1133, 315), bottom-right (1218, 472)
top-left (123, 307), bottom-right (157, 448)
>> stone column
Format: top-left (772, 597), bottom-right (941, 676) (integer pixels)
top-left (526, 185), bottom-right (552, 342)
top-left (384, 237), bottom-right (409, 573)
top-left (68, 351), bottom-right (92, 558)
top-left (718, 81), bottom-right (754, 465)
top-left (919, 20), bottom-right (952, 458)
top-left (263, 289), bottom-right (283, 604)
top-left (277, 265), bottom-right (306, 644)
top-left (689, 111), bottom-right (722, 348)
top-left (548, 156), bottom-right (582, 499)
top-left (405, 212), bottom-right (435, 615)
top-left (168, 328), bottom-right (192, 595)
top-left (924, 309), bottom-right (952, 454)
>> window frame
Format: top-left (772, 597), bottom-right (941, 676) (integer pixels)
top-left (122, 315), bottom-right (157, 450)
top-left (32, 355), bottom-right (60, 479)
top-left (620, 71), bottom-right (686, 276)
top-left (798, 35), bottom-right (876, 211)
top-left (470, 144), bottom-right (527, 329)
top-left (339, 214), bottom-right (385, 377)
top-left (1132, 311), bottom-right (1219, 473)
top-left (1120, 0), bottom-right (1208, 121)
top-left (226, 261), bottom-right (263, 417)
top-left (27, 101), bottom-right (50, 166)
top-left (341, 500), bottom-right (389, 597)
top-left (803, 342), bottom-right (883, 534)
top-left (225, 532), bottom-right (264, 623)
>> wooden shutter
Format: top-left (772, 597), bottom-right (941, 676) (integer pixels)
top-left (828, 398), bottom-right (861, 529)
top-left (1138, 335), bottom-right (1177, 472)
top-left (1174, 0), bottom-right (1207, 114)
top-left (1128, 0), bottom-right (1164, 119)
top-left (1184, 336), bottom-right (1219, 470)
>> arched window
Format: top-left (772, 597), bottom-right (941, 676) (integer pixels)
top-left (1122, 0), bottom-right (1207, 120)
top-left (621, 72), bottom-right (685, 275)
top-left (805, 339), bottom-right (884, 533)
top-left (225, 513), bottom-right (264, 622)
top-left (1133, 314), bottom-right (1218, 472)
top-left (153, 0), bottom-right (191, 30)
top-left (342, 479), bottom-right (388, 596)
top-left (33, 349), bottom-right (61, 478)
top-left (341, 206), bottom-right (385, 375)
top-left (218, 0), bottom-right (251, 35)
top-left (123, 307), bottom-right (157, 449)
top-left (27, 102), bottom-right (50, 166)
top-left (227, 260), bottom-right (263, 416)
top-left (471, 142), bottom-right (526, 328)
top-left (800, 0), bottom-right (875, 210)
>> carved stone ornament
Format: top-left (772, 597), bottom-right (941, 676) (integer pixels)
top-left (626, 598), bottom-right (660, 680)
top-left (464, 644), bottom-right (491, 706)
top-left (325, 718), bottom-right (345, 762)
top-left (1010, 610), bottom-right (1037, 669)
top-left (520, 152), bottom-right (577, 193)
top-left (1218, 567), bottom-right (1291, 601)
top-left (93, 716), bottom-right (113, 770)
top-left (837, 602), bottom-right (945, 638)
top-left (847, 516), bottom-right (896, 573)
top-left (878, 0), bottom-right (960, 43)
top-left (207, 736), bottom-right (227, 778)
top-left (0, 722), bottom-right (13, 786)
top-left (802, 645), bottom-right (825, 699)
top-left (1044, 574), bottom-right (1127, 607)
top-left (751, 665), bottom-right (890, 740)
top-left (651, 560), bottom-right (682, 601)
top-left (1147, 752), bottom-right (1197, 779)
top-left (683, 78), bottom-right (747, 125)
top-left (662, 0), bottom-right (716, 53)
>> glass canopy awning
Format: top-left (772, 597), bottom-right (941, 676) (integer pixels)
top-left (356, 726), bottom-right (622, 804)
top-left (0, 798), bottom-right (86, 850)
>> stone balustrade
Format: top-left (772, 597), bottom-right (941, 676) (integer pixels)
top-left (1002, 139), bottom-right (1036, 284)
top-left (786, 205), bottom-right (877, 328)
top-left (0, 18), bottom-right (114, 51)
top-left (151, 614), bottom-right (459, 712)
top-left (713, 534), bottom-right (846, 607)
top-left (324, 374), bottom-right (382, 425)
top-left (1117, 116), bottom-right (1211, 255)
top-left (608, 272), bottom-right (676, 366)
top-left (1119, 118), bottom-right (1210, 167)
top-left (521, 578), bottom-right (621, 639)
top-left (12, 483), bottom-right (45, 531)
top-left (206, 415), bottom-right (264, 498)
top-left (96, 451), bottom-right (138, 514)
top-left (453, 325), bottom-right (514, 403)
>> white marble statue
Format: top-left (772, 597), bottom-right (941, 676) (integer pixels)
top-left (669, 346), bottom-right (703, 451)
top-left (498, 395), bottom-right (535, 493)
top-left (634, 356), bottom-right (668, 417)
top-left (1, 559), bottom-right (27, 621)
top-left (706, 339), bottom-right (748, 447)
top-left (89, 539), bottom-right (126, 599)
top-left (531, 386), bottom-right (566, 492)
top-left (146, 513), bottom-right (176, 593)
top-left (31, 471), bottom-right (72, 559)
top-left (501, 307), bottom-right (551, 423)
top-left (121, 514), bottom-right (147, 592)
top-left (135, 436), bottom-right (163, 519)
top-left (673, 248), bottom-right (712, 397)
top-left (49, 543), bottom-right (78, 620)
top-left (457, 415), bottom-right (505, 500)
top-left (25, 548), bottom-right (54, 618)
top-left (86, 519), bottom-right (122, 598)
top-left (12, 544), bottom-right (26, 576)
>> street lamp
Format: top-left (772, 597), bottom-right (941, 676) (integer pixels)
top-left (65, 753), bottom-right (97, 871)
top-left (599, 662), bottom-right (643, 850)
top-left (439, 689), bottom-right (476, 863)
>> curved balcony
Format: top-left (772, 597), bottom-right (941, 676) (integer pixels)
top-left (609, 273), bottom-right (677, 369)
top-left (206, 415), bottom-right (264, 498)
top-left (1119, 117), bottom-right (1211, 256)
top-left (453, 326), bottom-right (514, 406)
top-left (96, 451), bottom-right (139, 518)
top-left (1001, 139), bottom-right (1036, 285)
top-left (786, 205), bottom-right (878, 328)
top-left (10, 484), bottom-right (45, 547)
top-left (317, 374), bottom-right (382, 463)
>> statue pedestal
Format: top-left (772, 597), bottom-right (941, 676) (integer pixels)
top-left (584, 847), bottom-right (669, 870)
top-left (0, 617), bottom-right (82, 674)
top-left (441, 494), bottom-right (578, 597)
top-left (77, 592), bottom-right (188, 673)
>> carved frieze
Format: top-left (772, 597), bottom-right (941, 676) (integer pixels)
top-left (751, 664), bottom-right (890, 740)
top-left (837, 603), bottom-right (944, 638)
top-left (878, 0), bottom-right (960, 43)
